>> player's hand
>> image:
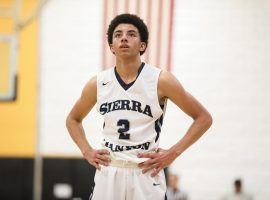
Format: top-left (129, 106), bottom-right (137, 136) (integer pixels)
top-left (83, 149), bottom-right (111, 170)
top-left (137, 148), bottom-right (178, 177)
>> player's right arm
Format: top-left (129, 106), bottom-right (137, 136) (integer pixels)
top-left (66, 76), bottom-right (110, 170)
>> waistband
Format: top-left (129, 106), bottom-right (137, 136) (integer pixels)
top-left (101, 143), bottom-right (141, 168)
top-left (109, 159), bottom-right (139, 168)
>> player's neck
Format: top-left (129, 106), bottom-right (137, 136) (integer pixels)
top-left (115, 56), bottom-right (142, 81)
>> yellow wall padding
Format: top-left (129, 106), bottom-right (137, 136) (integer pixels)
top-left (0, 0), bottom-right (38, 157)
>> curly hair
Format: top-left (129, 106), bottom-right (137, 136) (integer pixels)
top-left (107, 13), bottom-right (149, 55)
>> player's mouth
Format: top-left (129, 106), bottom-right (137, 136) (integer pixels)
top-left (119, 44), bottom-right (130, 49)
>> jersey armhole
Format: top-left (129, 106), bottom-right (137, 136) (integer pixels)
top-left (156, 69), bottom-right (167, 113)
top-left (96, 73), bottom-right (101, 113)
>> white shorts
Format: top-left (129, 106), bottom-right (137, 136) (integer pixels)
top-left (90, 162), bottom-right (167, 200)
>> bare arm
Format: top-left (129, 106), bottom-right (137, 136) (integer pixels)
top-left (66, 76), bottom-right (110, 170)
top-left (160, 70), bottom-right (213, 156)
top-left (138, 70), bottom-right (213, 176)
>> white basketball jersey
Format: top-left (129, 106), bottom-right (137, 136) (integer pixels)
top-left (96, 63), bottom-right (166, 163)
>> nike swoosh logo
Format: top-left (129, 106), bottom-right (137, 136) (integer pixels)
top-left (153, 183), bottom-right (160, 186)
top-left (102, 82), bottom-right (110, 86)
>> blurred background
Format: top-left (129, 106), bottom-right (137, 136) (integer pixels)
top-left (0, 0), bottom-right (270, 200)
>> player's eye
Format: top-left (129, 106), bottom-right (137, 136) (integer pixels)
top-left (114, 33), bottom-right (121, 38)
top-left (129, 33), bottom-right (136, 37)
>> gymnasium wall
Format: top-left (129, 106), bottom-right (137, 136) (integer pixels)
top-left (39, 1), bottom-right (270, 200)
top-left (0, 0), bottom-right (37, 199)
top-left (1, 0), bottom-right (270, 200)
top-left (164, 1), bottom-right (270, 200)
top-left (0, 0), bottom-right (37, 157)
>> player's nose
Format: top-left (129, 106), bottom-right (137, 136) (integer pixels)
top-left (121, 37), bottom-right (128, 43)
top-left (121, 33), bottom-right (128, 42)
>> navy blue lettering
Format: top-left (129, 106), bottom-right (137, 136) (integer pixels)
top-left (100, 103), bottom-right (107, 115)
top-left (143, 105), bottom-right (153, 117)
top-left (112, 100), bottom-right (121, 111)
top-left (103, 140), bottom-right (150, 152)
top-left (121, 100), bottom-right (131, 110)
top-left (131, 100), bottom-right (143, 113)
top-left (99, 99), bottom-right (152, 118)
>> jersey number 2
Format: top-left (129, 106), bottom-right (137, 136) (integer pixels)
top-left (117, 119), bottom-right (130, 140)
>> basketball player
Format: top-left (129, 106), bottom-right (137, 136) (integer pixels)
top-left (66, 14), bottom-right (212, 200)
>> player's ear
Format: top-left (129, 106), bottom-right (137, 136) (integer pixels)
top-left (109, 44), bottom-right (115, 55)
top-left (140, 42), bottom-right (146, 52)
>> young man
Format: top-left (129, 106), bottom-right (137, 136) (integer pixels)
top-left (221, 179), bottom-right (253, 200)
top-left (66, 14), bottom-right (212, 200)
top-left (167, 173), bottom-right (188, 200)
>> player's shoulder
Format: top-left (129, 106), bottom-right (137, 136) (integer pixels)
top-left (144, 63), bottom-right (172, 78)
top-left (158, 68), bottom-right (175, 84)
top-left (142, 63), bottom-right (176, 86)
top-left (98, 66), bottom-right (114, 75)
top-left (144, 63), bottom-right (161, 73)
top-left (141, 63), bottom-right (163, 82)
top-left (157, 68), bottom-right (183, 96)
top-left (84, 75), bottom-right (97, 91)
top-left (96, 66), bottom-right (114, 81)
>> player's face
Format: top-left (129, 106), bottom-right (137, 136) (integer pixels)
top-left (110, 23), bottom-right (146, 57)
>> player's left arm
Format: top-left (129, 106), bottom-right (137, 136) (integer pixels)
top-left (138, 70), bottom-right (213, 176)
